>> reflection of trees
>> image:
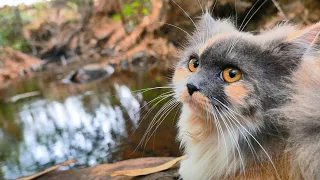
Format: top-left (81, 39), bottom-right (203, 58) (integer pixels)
top-left (1, 84), bottom-right (140, 179)
top-left (0, 71), bottom-right (181, 179)
top-left (0, 100), bottom-right (23, 179)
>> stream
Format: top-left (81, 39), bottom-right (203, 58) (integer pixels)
top-left (0, 65), bottom-right (180, 179)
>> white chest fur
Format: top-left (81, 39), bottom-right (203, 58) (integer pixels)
top-left (177, 105), bottom-right (242, 180)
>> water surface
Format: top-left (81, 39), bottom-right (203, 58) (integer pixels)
top-left (0, 67), bottom-right (180, 179)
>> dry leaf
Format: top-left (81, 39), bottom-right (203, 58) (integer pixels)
top-left (17, 159), bottom-right (76, 180)
top-left (111, 156), bottom-right (185, 177)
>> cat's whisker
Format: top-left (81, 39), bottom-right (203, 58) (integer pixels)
top-left (140, 96), bottom-right (175, 138)
top-left (229, 0), bottom-right (268, 56)
top-left (143, 99), bottom-right (179, 149)
top-left (225, 108), bottom-right (280, 179)
top-left (208, 104), bottom-right (220, 143)
top-left (227, 36), bottom-right (242, 56)
top-left (133, 93), bottom-right (176, 153)
top-left (209, 97), bottom-right (262, 175)
top-left (240, 0), bottom-right (268, 32)
top-left (223, 108), bottom-right (261, 176)
top-left (138, 91), bottom-right (175, 114)
top-left (181, 130), bottom-right (197, 140)
top-left (215, 106), bottom-right (237, 165)
top-left (197, 0), bottom-right (204, 16)
top-left (234, 0), bottom-right (238, 28)
top-left (170, 0), bottom-right (201, 36)
top-left (137, 91), bottom-right (175, 117)
top-left (148, 99), bottom-right (179, 137)
top-left (205, 102), bottom-right (211, 133)
top-left (160, 22), bottom-right (198, 45)
top-left (205, 103), bottom-right (218, 141)
top-left (210, 0), bottom-right (218, 15)
top-left (138, 103), bottom-right (173, 153)
top-left (132, 86), bottom-right (173, 93)
top-left (223, 109), bottom-right (258, 160)
top-left (224, 112), bottom-right (247, 177)
top-left (216, 106), bottom-right (246, 177)
top-left (147, 101), bottom-right (180, 143)
top-left (238, 0), bottom-right (261, 31)
top-left (141, 98), bottom-right (176, 144)
top-left (221, 110), bottom-right (239, 174)
top-left (130, 92), bottom-right (175, 137)
top-left (206, 103), bottom-right (214, 134)
top-left (211, 105), bottom-right (222, 146)
top-left (211, 105), bottom-right (229, 163)
top-left (171, 102), bottom-right (181, 127)
top-left (211, 96), bottom-right (247, 120)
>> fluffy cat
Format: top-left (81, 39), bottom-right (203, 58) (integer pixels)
top-left (172, 12), bottom-right (320, 180)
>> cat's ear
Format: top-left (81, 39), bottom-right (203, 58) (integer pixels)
top-left (286, 22), bottom-right (320, 57)
top-left (286, 22), bottom-right (320, 56)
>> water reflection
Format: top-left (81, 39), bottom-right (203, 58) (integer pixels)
top-left (0, 71), bottom-right (180, 179)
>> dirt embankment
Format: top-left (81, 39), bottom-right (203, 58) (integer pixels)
top-left (0, 47), bottom-right (41, 87)
top-left (1, 0), bottom-right (320, 86)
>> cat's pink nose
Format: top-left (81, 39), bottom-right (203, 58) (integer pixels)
top-left (186, 84), bottom-right (199, 96)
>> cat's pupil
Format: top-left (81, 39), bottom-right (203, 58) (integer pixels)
top-left (193, 60), bottom-right (199, 68)
top-left (229, 69), bottom-right (238, 78)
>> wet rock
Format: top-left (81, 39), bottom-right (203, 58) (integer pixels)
top-left (101, 48), bottom-right (114, 56)
top-left (119, 59), bottom-right (129, 70)
top-left (131, 51), bottom-right (157, 68)
top-left (63, 64), bottom-right (114, 84)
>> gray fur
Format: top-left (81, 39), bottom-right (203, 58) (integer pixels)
top-left (280, 35), bottom-right (320, 179)
top-left (174, 12), bottom-right (320, 179)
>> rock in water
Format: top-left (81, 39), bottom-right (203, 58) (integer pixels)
top-left (63, 64), bottom-right (114, 84)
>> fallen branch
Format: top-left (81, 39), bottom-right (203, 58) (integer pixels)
top-left (6, 91), bottom-right (41, 103)
top-left (111, 156), bottom-right (185, 177)
top-left (17, 159), bottom-right (76, 180)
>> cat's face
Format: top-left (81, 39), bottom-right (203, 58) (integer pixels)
top-left (172, 13), bottom-right (308, 133)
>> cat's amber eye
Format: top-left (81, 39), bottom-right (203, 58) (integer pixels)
top-left (222, 67), bottom-right (242, 83)
top-left (188, 58), bottom-right (199, 72)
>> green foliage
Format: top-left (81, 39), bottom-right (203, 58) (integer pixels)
top-left (67, 1), bottom-right (78, 11)
top-left (112, 14), bottom-right (121, 21)
top-left (142, 7), bottom-right (149, 16)
top-left (123, 0), bottom-right (149, 18)
top-left (63, 0), bottom-right (94, 12)
top-left (113, 0), bottom-right (150, 23)
top-left (0, 7), bottom-right (31, 51)
top-left (123, 4), bottom-right (135, 18)
top-left (33, 1), bottom-right (46, 10)
top-left (0, 32), bottom-right (8, 46)
top-left (11, 40), bottom-right (30, 52)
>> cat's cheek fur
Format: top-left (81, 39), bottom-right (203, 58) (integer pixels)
top-left (172, 67), bottom-right (190, 98)
top-left (224, 82), bottom-right (249, 106)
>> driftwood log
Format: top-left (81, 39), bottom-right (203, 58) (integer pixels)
top-left (35, 157), bottom-right (180, 180)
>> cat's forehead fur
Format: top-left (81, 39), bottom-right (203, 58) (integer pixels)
top-left (179, 13), bottom-right (296, 61)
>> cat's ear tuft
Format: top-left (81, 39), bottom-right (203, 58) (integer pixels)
top-left (199, 12), bottom-right (215, 28)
